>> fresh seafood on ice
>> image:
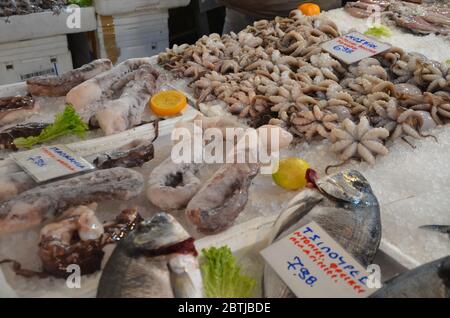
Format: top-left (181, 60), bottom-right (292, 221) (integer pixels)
top-left (94, 138), bottom-right (156, 169)
top-left (186, 163), bottom-right (260, 234)
top-left (264, 169), bottom-right (382, 298)
top-left (26, 59), bottom-right (113, 97)
top-left (38, 205), bottom-right (142, 277)
top-left (0, 167), bottom-right (144, 235)
top-left (0, 95), bottom-right (39, 126)
top-left (371, 256), bottom-right (450, 298)
top-left (66, 58), bottom-right (154, 118)
top-left (0, 172), bottom-right (35, 202)
top-left (0, 122), bottom-right (48, 150)
top-left (97, 213), bottom-right (203, 298)
top-left (146, 157), bottom-right (201, 211)
top-left (95, 64), bottom-right (160, 135)
top-left (0, 205), bottom-right (142, 278)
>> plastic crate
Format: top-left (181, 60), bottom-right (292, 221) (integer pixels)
top-left (94, 0), bottom-right (190, 16)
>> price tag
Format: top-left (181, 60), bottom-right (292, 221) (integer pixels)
top-left (321, 31), bottom-right (391, 65)
top-left (11, 144), bottom-right (94, 183)
top-left (260, 221), bottom-right (380, 298)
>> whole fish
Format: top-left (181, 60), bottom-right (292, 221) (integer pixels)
top-left (97, 213), bottom-right (203, 298)
top-left (263, 169), bottom-right (382, 298)
top-left (370, 256), bottom-right (450, 298)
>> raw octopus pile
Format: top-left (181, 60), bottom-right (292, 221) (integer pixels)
top-left (0, 0), bottom-right (67, 18)
top-left (345, 0), bottom-right (450, 35)
top-left (158, 9), bottom-right (450, 165)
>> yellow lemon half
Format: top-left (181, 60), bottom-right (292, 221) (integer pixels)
top-left (272, 157), bottom-right (310, 190)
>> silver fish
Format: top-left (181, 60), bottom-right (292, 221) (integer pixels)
top-left (370, 256), bottom-right (450, 298)
top-left (263, 169), bottom-right (381, 298)
top-left (97, 213), bottom-right (203, 298)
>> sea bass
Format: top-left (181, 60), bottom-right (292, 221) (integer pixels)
top-left (97, 213), bottom-right (203, 298)
top-left (264, 169), bottom-right (382, 298)
top-left (371, 256), bottom-right (450, 298)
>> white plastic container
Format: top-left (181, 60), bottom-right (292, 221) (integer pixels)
top-left (94, 0), bottom-right (190, 16)
top-left (0, 7), bottom-right (97, 44)
top-left (0, 35), bottom-right (73, 86)
top-left (96, 10), bottom-right (170, 63)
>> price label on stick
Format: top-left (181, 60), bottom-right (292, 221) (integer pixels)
top-left (11, 144), bottom-right (94, 183)
top-left (321, 31), bottom-right (391, 65)
top-left (260, 221), bottom-right (380, 298)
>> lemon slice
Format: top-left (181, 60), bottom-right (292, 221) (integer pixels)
top-left (150, 90), bottom-right (187, 116)
top-left (272, 157), bottom-right (310, 190)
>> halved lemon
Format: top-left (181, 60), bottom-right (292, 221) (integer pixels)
top-left (150, 90), bottom-right (187, 116)
top-left (298, 3), bottom-right (321, 16)
top-left (272, 157), bottom-right (310, 190)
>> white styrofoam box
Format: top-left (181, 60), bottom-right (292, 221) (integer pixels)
top-left (0, 7), bottom-right (96, 44)
top-left (0, 36), bottom-right (73, 86)
top-left (98, 39), bottom-right (169, 63)
top-left (96, 10), bottom-right (170, 63)
top-left (94, 0), bottom-right (190, 16)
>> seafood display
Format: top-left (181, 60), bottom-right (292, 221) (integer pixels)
top-left (159, 9), bottom-right (450, 165)
top-left (27, 59), bottom-right (113, 97)
top-left (263, 169), bottom-right (382, 298)
top-left (0, 122), bottom-right (48, 150)
top-left (97, 213), bottom-right (202, 298)
top-left (186, 163), bottom-right (260, 234)
top-left (93, 138), bottom-right (156, 169)
top-left (0, 95), bottom-right (38, 126)
top-left (371, 256), bottom-right (450, 298)
top-left (0, 167), bottom-right (144, 235)
top-left (345, 0), bottom-right (450, 35)
top-left (0, 4), bottom-right (449, 300)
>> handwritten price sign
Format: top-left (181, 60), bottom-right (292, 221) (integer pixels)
top-left (260, 221), bottom-right (379, 298)
top-left (321, 31), bottom-right (391, 65)
top-left (12, 145), bottom-right (94, 183)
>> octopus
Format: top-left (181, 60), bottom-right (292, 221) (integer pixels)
top-left (330, 116), bottom-right (390, 165)
top-left (290, 105), bottom-right (339, 141)
top-left (0, 167), bottom-right (144, 235)
top-left (26, 59), bottom-right (112, 97)
top-left (370, 97), bottom-right (425, 140)
top-left (410, 92), bottom-right (450, 125)
top-left (0, 205), bottom-right (142, 278)
top-left (0, 95), bottom-right (39, 126)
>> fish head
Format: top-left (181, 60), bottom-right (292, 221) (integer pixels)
top-left (125, 213), bottom-right (192, 254)
top-left (316, 169), bottom-right (377, 206)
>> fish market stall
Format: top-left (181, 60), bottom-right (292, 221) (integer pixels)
top-left (0, 3), bottom-right (449, 298)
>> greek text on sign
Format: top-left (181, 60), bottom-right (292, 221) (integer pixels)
top-left (12, 145), bottom-right (94, 183)
top-left (321, 31), bottom-right (391, 65)
top-left (260, 221), bottom-right (379, 298)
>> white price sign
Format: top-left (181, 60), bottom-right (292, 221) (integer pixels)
top-left (260, 221), bottom-right (380, 298)
top-left (321, 31), bottom-right (391, 65)
top-left (11, 144), bottom-right (94, 183)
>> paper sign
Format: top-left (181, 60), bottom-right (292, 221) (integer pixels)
top-left (11, 144), bottom-right (94, 183)
top-left (321, 31), bottom-right (391, 65)
top-left (260, 221), bottom-right (379, 298)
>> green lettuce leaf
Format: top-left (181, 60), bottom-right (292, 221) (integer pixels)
top-left (201, 246), bottom-right (256, 298)
top-left (67, 0), bottom-right (92, 7)
top-left (446, 59), bottom-right (450, 66)
top-left (14, 104), bottom-right (88, 148)
top-left (364, 25), bottom-right (392, 38)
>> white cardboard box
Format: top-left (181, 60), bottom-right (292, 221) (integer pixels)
top-left (0, 35), bottom-right (73, 85)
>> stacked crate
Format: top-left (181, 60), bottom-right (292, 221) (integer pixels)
top-left (94, 0), bottom-right (190, 63)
